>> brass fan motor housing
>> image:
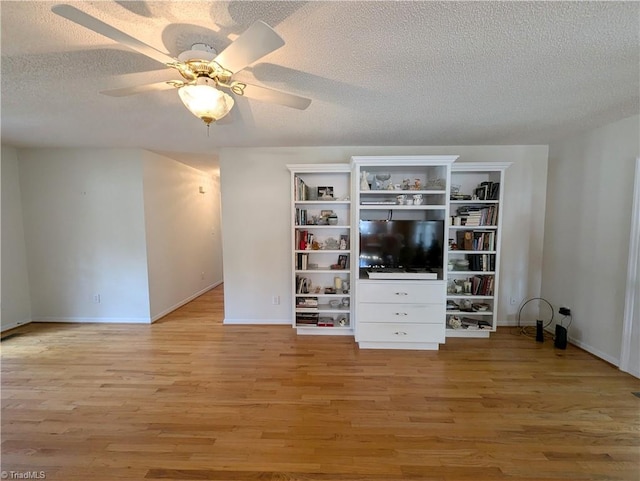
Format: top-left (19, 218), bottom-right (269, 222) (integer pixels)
top-left (169, 59), bottom-right (233, 85)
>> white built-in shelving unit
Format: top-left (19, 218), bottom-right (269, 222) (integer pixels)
top-left (445, 162), bottom-right (510, 338)
top-left (287, 164), bottom-right (353, 335)
top-left (351, 155), bottom-right (458, 350)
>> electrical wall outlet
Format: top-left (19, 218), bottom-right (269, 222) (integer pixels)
top-left (559, 306), bottom-right (571, 316)
top-left (272, 296), bottom-right (280, 305)
top-left (92, 294), bottom-right (101, 304)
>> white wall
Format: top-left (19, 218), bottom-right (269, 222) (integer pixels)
top-left (544, 115), bottom-right (640, 365)
top-left (142, 151), bottom-right (223, 321)
top-left (1, 146), bottom-right (32, 331)
top-left (18, 148), bottom-right (151, 322)
top-left (220, 146), bottom-right (548, 324)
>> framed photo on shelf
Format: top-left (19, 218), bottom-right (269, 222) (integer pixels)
top-left (317, 186), bottom-right (334, 199)
top-left (339, 234), bottom-right (349, 250)
top-left (338, 254), bottom-right (348, 269)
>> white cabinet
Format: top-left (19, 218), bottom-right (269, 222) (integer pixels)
top-left (446, 162), bottom-right (510, 338)
top-left (351, 156), bottom-right (457, 350)
top-left (356, 280), bottom-right (446, 349)
top-left (287, 164), bottom-right (353, 335)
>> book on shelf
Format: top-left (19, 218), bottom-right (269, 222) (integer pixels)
top-left (294, 176), bottom-right (311, 201)
top-left (455, 205), bottom-right (498, 226)
top-left (296, 296), bottom-right (319, 308)
top-left (297, 253), bottom-right (309, 270)
top-left (456, 231), bottom-right (474, 250)
top-left (296, 312), bottom-right (319, 325)
top-left (460, 317), bottom-right (492, 329)
top-left (472, 231), bottom-right (496, 251)
top-left (480, 181), bottom-right (500, 200)
top-left (295, 208), bottom-right (308, 226)
top-left (466, 254), bottom-right (496, 272)
top-left (474, 182), bottom-right (500, 201)
top-left (317, 317), bottom-right (335, 327)
top-left (298, 230), bottom-right (309, 250)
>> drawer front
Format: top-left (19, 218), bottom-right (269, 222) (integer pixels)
top-left (358, 303), bottom-right (444, 324)
top-left (359, 281), bottom-right (445, 304)
top-left (357, 322), bottom-right (445, 343)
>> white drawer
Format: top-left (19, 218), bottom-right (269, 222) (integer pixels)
top-left (359, 281), bottom-right (445, 304)
top-left (357, 322), bottom-right (444, 343)
top-left (358, 303), bottom-right (444, 324)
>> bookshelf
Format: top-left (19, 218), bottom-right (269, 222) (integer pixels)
top-left (287, 164), bottom-right (353, 335)
top-left (446, 162), bottom-right (511, 338)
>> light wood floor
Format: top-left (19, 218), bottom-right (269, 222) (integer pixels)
top-left (2, 284), bottom-right (639, 481)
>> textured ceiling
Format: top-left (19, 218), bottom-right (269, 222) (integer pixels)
top-left (1, 1), bottom-right (639, 167)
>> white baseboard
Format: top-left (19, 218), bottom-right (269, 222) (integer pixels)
top-left (502, 322), bottom-right (624, 368)
top-left (567, 336), bottom-right (620, 366)
top-left (33, 316), bottom-right (151, 324)
top-left (224, 318), bottom-right (291, 325)
top-left (1, 318), bottom-right (32, 332)
top-left (150, 280), bottom-right (223, 323)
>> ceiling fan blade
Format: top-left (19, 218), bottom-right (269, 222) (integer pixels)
top-left (100, 81), bottom-right (179, 97)
top-left (51, 4), bottom-right (176, 66)
top-left (213, 21), bottom-right (284, 74)
top-left (233, 82), bottom-right (311, 110)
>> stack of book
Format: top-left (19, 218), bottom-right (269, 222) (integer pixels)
top-left (296, 297), bottom-right (318, 308)
top-left (296, 312), bottom-right (319, 326)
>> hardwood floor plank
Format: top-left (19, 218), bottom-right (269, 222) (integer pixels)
top-left (2, 284), bottom-right (639, 480)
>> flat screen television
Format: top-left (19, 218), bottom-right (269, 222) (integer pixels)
top-left (359, 220), bottom-right (444, 270)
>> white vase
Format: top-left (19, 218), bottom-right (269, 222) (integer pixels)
top-left (360, 171), bottom-right (370, 190)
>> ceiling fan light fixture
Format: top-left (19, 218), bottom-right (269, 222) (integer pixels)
top-left (178, 77), bottom-right (234, 125)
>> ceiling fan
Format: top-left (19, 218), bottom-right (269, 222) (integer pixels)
top-left (51, 4), bottom-right (312, 126)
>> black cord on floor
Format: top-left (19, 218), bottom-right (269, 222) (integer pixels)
top-left (515, 297), bottom-right (554, 339)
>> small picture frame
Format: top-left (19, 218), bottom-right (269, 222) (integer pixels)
top-left (339, 235), bottom-right (349, 250)
top-left (338, 254), bottom-right (348, 269)
top-left (317, 186), bottom-right (334, 199)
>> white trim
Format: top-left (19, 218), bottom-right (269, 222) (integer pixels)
top-left (358, 341), bottom-right (441, 350)
top-left (351, 155), bottom-right (459, 166)
top-left (620, 157), bottom-right (640, 375)
top-left (570, 335), bottom-right (620, 367)
top-left (150, 281), bottom-right (223, 323)
top-left (1, 318), bottom-right (32, 332)
top-left (224, 318), bottom-right (291, 325)
top-left (286, 163), bottom-right (350, 173)
top-left (451, 161), bottom-right (512, 172)
top-left (33, 317), bottom-right (151, 324)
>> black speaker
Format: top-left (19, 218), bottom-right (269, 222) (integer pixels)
top-left (555, 325), bottom-right (568, 349)
top-left (536, 320), bottom-right (544, 342)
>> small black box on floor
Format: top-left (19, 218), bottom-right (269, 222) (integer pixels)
top-left (555, 325), bottom-right (568, 349)
top-left (536, 320), bottom-right (544, 342)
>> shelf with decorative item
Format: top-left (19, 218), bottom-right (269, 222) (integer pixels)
top-left (446, 310), bottom-right (494, 315)
top-left (294, 200), bottom-right (350, 205)
top-left (447, 294), bottom-right (494, 300)
top-left (448, 270), bottom-right (496, 276)
top-left (360, 204), bottom-right (447, 210)
top-left (448, 250), bottom-right (497, 255)
top-left (294, 225), bottom-right (351, 229)
top-left (448, 225), bottom-right (497, 230)
top-left (450, 200), bottom-right (499, 205)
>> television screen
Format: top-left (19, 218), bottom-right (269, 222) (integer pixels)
top-left (359, 220), bottom-right (444, 269)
